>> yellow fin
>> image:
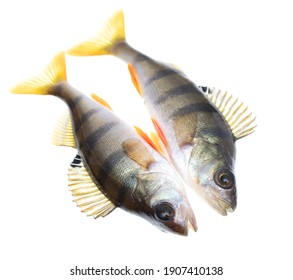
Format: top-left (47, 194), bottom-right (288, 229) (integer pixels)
top-left (91, 93), bottom-right (112, 110)
top-left (52, 109), bottom-right (76, 148)
top-left (68, 155), bottom-right (115, 218)
top-left (67, 11), bottom-right (125, 56)
top-left (10, 52), bottom-right (67, 95)
top-left (122, 138), bottom-right (156, 169)
top-left (207, 87), bottom-right (257, 140)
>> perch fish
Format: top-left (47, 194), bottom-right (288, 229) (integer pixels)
top-left (11, 52), bottom-right (197, 235)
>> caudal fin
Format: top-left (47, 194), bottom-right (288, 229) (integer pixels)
top-left (67, 10), bottom-right (125, 56)
top-left (10, 52), bottom-right (67, 95)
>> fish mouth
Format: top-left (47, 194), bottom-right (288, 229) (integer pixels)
top-left (206, 191), bottom-right (236, 216)
top-left (187, 210), bottom-right (198, 232)
top-left (214, 199), bottom-right (235, 215)
top-left (178, 203), bottom-right (198, 235)
top-left (164, 204), bottom-right (198, 236)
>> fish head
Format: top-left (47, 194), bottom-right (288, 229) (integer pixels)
top-left (188, 138), bottom-right (237, 215)
top-left (135, 172), bottom-right (197, 235)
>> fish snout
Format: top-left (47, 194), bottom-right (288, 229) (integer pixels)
top-left (206, 187), bottom-right (237, 215)
top-left (173, 202), bottom-right (198, 235)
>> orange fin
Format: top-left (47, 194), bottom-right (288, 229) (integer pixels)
top-left (91, 93), bottom-right (112, 110)
top-left (128, 64), bottom-right (142, 96)
top-left (134, 126), bottom-right (159, 153)
top-left (149, 131), bottom-right (169, 159)
top-left (151, 118), bottom-right (168, 148)
top-left (122, 138), bottom-right (156, 169)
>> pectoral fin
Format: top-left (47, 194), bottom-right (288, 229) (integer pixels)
top-left (122, 138), bottom-right (156, 169)
top-left (172, 113), bottom-right (197, 148)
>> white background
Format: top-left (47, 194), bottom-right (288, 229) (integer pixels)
top-left (1, 0), bottom-right (292, 279)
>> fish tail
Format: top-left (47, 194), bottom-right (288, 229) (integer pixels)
top-left (67, 10), bottom-right (125, 56)
top-left (10, 52), bottom-right (67, 95)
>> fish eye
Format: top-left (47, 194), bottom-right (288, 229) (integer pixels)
top-left (214, 169), bottom-right (235, 189)
top-left (154, 203), bottom-right (175, 221)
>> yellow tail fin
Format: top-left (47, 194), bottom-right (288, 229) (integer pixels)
top-left (10, 52), bottom-right (67, 95)
top-left (67, 10), bottom-right (125, 56)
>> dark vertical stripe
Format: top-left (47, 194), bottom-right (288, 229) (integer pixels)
top-left (65, 95), bottom-right (83, 110)
top-left (117, 170), bottom-right (138, 208)
top-left (80, 121), bottom-right (118, 151)
top-left (75, 108), bottom-right (100, 134)
top-left (156, 84), bottom-right (196, 104)
top-left (172, 103), bottom-right (217, 119)
top-left (200, 127), bottom-right (232, 139)
top-left (144, 69), bottom-right (175, 87)
top-left (97, 150), bottom-right (126, 186)
top-left (133, 53), bottom-right (149, 63)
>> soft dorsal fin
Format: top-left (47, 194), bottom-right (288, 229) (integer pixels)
top-left (91, 93), bottom-right (112, 110)
top-left (206, 87), bottom-right (257, 140)
top-left (122, 138), bottom-right (156, 169)
top-left (52, 109), bottom-right (76, 148)
top-left (68, 155), bottom-right (116, 218)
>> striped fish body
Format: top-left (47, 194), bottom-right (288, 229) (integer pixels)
top-left (11, 53), bottom-right (197, 235)
top-left (113, 42), bottom-right (235, 174)
top-left (52, 82), bottom-right (142, 207)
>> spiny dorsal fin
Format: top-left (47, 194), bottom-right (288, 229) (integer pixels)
top-left (68, 155), bottom-right (115, 218)
top-left (52, 109), bottom-right (76, 148)
top-left (122, 138), bottom-right (156, 169)
top-left (206, 87), bottom-right (256, 140)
